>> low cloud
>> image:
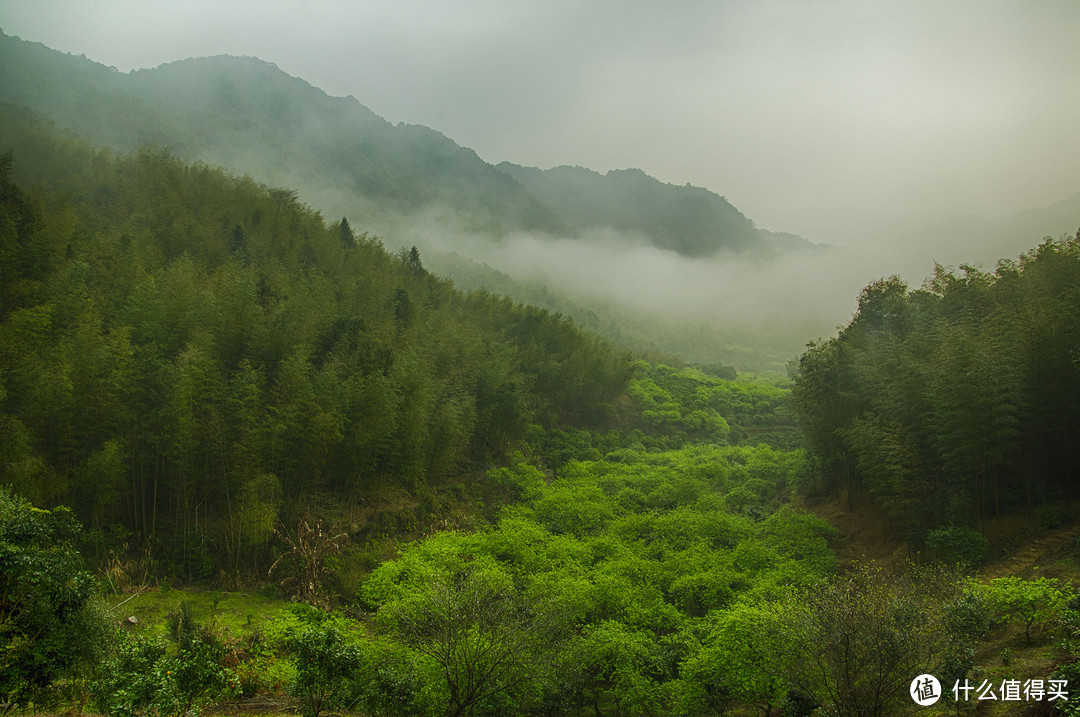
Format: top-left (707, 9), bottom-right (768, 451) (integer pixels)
top-left (394, 208), bottom-right (890, 353)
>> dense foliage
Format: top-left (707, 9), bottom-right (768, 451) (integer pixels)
top-left (0, 108), bottom-right (631, 576)
top-left (624, 363), bottom-right (796, 449)
top-left (791, 241), bottom-right (1080, 543)
top-left (361, 444), bottom-right (836, 716)
top-left (0, 487), bottom-right (110, 713)
top-left (3, 35), bottom-right (1080, 716)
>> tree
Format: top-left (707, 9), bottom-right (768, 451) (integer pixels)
top-left (406, 245), bottom-right (424, 277)
top-left (288, 617), bottom-right (362, 717)
top-left (676, 604), bottom-right (787, 716)
top-left (338, 217), bottom-right (354, 248)
top-left (0, 487), bottom-right (110, 712)
top-left (572, 620), bottom-right (669, 717)
top-left (974, 576), bottom-right (1066, 643)
top-left (0, 150), bottom-right (45, 314)
top-left (352, 637), bottom-right (443, 717)
top-left (775, 563), bottom-right (963, 717)
top-left (364, 534), bottom-right (554, 717)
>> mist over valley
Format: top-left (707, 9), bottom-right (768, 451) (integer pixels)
top-left (6, 27), bottom-right (1074, 370)
top-left (3, 6), bottom-right (1080, 716)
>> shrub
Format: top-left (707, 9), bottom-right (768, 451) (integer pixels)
top-left (0, 487), bottom-right (110, 711)
top-left (92, 634), bottom-right (181, 717)
top-left (1037, 504), bottom-right (1074, 531)
top-left (94, 605), bottom-right (238, 717)
top-left (774, 563), bottom-right (965, 717)
top-left (351, 637), bottom-right (443, 717)
top-left (288, 618), bottom-right (362, 717)
top-left (926, 524), bottom-right (989, 567)
top-left (975, 576), bottom-right (1067, 642)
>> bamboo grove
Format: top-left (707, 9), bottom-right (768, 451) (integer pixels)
top-left (791, 236), bottom-right (1080, 542)
top-left (0, 106), bottom-right (633, 578)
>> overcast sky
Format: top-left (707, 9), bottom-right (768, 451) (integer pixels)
top-left (2, 0), bottom-right (1079, 225)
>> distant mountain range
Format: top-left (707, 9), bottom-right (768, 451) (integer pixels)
top-left (0, 29), bottom-right (814, 258)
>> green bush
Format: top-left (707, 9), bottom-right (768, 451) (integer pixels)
top-left (975, 576), bottom-right (1067, 642)
top-left (0, 487), bottom-right (110, 711)
top-left (288, 618), bottom-right (362, 717)
top-left (92, 634), bottom-right (181, 717)
top-left (1037, 504), bottom-right (1074, 531)
top-left (926, 525), bottom-right (989, 567)
top-left (943, 589), bottom-right (995, 642)
top-left (163, 601), bottom-right (239, 713)
top-left (351, 637), bottom-right (443, 717)
top-left (172, 629), bottom-right (237, 714)
top-left (94, 605), bottom-right (238, 717)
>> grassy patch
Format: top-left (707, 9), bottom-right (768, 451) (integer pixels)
top-left (106, 588), bottom-right (292, 640)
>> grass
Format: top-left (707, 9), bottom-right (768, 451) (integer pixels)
top-left (105, 586), bottom-right (293, 641)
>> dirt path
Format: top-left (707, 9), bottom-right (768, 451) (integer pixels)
top-left (980, 520), bottom-right (1080, 580)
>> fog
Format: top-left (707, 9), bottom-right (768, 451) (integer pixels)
top-left (421, 223), bottom-right (855, 326)
top-left (387, 186), bottom-right (1080, 369)
top-left (387, 206), bottom-right (883, 366)
top-left (4, 0), bottom-right (1080, 220)
top-left (3, 0), bottom-right (1079, 367)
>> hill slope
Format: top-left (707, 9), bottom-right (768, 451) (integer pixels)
top-left (0, 32), bottom-right (567, 238)
top-left (497, 163), bottom-right (761, 256)
top-left (0, 29), bottom-right (811, 260)
top-left (0, 105), bottom-right (632, 577)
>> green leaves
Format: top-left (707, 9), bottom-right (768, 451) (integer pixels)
top-left (773, 563), bottom-right (967, 717)
top-left (93, 619), bottom-right (239, 717)
top-left (0, 488), bottom-right (109, 711)
top-left (625, 364), bottom-right (792, 449)
top-left (792, 235), bottom-right (1080, 541)
top-left (365, 536), bottom-right (554, 717)
top-left (973, 576), bottom-right (1067, 642)
top-left (674, 603), bottom-right (787, 715)
top-left (288, 619), bottom-right (362, 717)
top-left (360, 442), bottom-right (830, 716)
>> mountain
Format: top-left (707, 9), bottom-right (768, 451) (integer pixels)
top-left (0, 31), bottom-right (567, 237)
top-left (496, 163), bottom-right (761, 256)
top-left (0, 102), bottom-right (634, 550)
top-left (0, 29), bottom-right (811, 259)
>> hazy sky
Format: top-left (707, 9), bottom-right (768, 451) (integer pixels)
top-left (2, 0), bottom-right (1079, 224)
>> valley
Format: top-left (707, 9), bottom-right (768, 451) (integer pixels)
top-left (1, 26), bottom-right (1079, 717)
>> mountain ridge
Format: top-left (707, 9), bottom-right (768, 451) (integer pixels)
top-left (0, 29), bottom-right (812, 258)
top-left (496, 162), bottom-right (763, 257)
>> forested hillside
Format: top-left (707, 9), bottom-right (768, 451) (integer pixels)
top-left (0, 30), bottom-right (839, 371)
top-left (0, 104), bottom-right (631, 578)
top-left (792, 241), bottom-right (1080, 544)
top-left (3, 28), bottom-right (1080, 717)
top-left (495, 164), bottom-right (762, 257)
top-left (0, 30), bottom-right (810, 259)
top-left (0, 30), bottom-right (567, 238)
